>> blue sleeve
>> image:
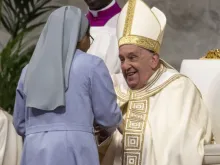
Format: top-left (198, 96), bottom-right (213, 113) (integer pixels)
top-left (13, 66), bottom-right (27, 137)
top-left (90, 59), bottom-right (122, 128)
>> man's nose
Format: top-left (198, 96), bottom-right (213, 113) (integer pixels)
top-left (121, 60), bottom-right (130, 71)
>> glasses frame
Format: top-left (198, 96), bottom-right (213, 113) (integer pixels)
top-left (86, 30), bottom-right (94, 45)
top-left (89, 34), bottom-right (94, 45)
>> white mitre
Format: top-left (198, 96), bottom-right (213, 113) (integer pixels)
top-left (180, 49), bottom-right (220, 143)
top-left (117, 0), bottom-right (166, 54)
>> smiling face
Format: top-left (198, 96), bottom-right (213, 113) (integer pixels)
top-left (84, 0), bottom-right (113, 10)
top-left (119, 45), bottom-right (160, 90)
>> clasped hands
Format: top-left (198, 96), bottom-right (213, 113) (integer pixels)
top-left (94, 121), bottom-right (124, 144)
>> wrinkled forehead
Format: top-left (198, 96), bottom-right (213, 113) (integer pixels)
top-left (119, 44), bottom-right (153, 57)
top-left (119, 44), bottom-right (140, 54)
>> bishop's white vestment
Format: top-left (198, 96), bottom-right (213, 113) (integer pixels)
top-left (99, 63), bottom-right (212, 165)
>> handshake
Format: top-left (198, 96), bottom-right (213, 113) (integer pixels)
top-left (94, 120), bottom-right (124, 144)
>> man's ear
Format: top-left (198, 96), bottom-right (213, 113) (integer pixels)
top-left (151, 53), bottom-right (160, 69)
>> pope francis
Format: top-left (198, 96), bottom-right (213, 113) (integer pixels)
top-left (98, 0), bottom-right (212, 165)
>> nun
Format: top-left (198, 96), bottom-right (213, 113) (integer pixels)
top-left (13, 6), bottom-right (122, 165)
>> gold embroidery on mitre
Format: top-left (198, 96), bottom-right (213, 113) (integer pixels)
top-left (123, 0), bottom-right (136, 36)
top-left (119, 35), bottom-right (160, 53)
top-left (200, 49), bottom-right (220, 59)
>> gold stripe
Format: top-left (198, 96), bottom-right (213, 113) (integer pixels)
top-left (132, 74), bottom-right (184, 100)
top-left (115, 86), bottom-right (129, 99)
top-left (123, 0), bottom-right (136, 36)
top-left (122, 75), bottom-right (182, 165)
top-left (119, 35), bottom-right (160, 53)
top-left (116, 73), bottom-right (201, 102)
top-left (123, 99), bottom-right (149, 165)
top-left (141, 64), bottom-right (164, 91)
top-left (121, 73), bottom-right (203, 165)
top-left (132, 64), bottom-right (166, 97)
top-left (115, 63), bottom-right (166, 101)
top-left (143, 74), bottom-right (202, 99)
top-left (115, 86), bottom-right (130, 102)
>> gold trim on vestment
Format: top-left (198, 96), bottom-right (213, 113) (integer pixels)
top-left (122, 75), bottom-right (184, 165)
top-left (123, 98), bottom-right (149, 165)
top-left (132, 74), bottom-right (183, 100)
top-left (119, 35), bottom-right (161, 54)
top-left (131, 64), bottom-right (166, 97)
top-left (116, 64), bottom-right (166, 101)
top-left (115, 87), bottom-right (130, 107)
top-left (117, 74), bottom-right (184, 101)
top-left (117, 64), bottom-right (184, 165)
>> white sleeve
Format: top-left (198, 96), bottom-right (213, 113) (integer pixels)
top-left (87, 28), bottom-right (121, 74)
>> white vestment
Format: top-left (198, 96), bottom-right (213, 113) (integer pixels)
top-left (0, 109), bottom-right (22, 165)
top-left (99, 63), bottom-right (212, 165)
top-left (87, 14), bottom-right (121, 74)
top-left (180, 60), bottom-right (220, 143)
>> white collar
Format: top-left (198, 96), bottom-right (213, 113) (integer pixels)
top-left (89, 0), bottom-right (116, 17)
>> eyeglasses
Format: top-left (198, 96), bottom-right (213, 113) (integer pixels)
top-left (89, 34), bottom-right (94, 45)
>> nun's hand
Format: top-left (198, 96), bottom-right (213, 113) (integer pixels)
top-left (94, 125), bottom-right (110, 144)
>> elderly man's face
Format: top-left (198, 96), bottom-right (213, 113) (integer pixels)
top-left (84, 0), bottom-right (112, 10)
top-left (119, 45), bottom-right (159, 90)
